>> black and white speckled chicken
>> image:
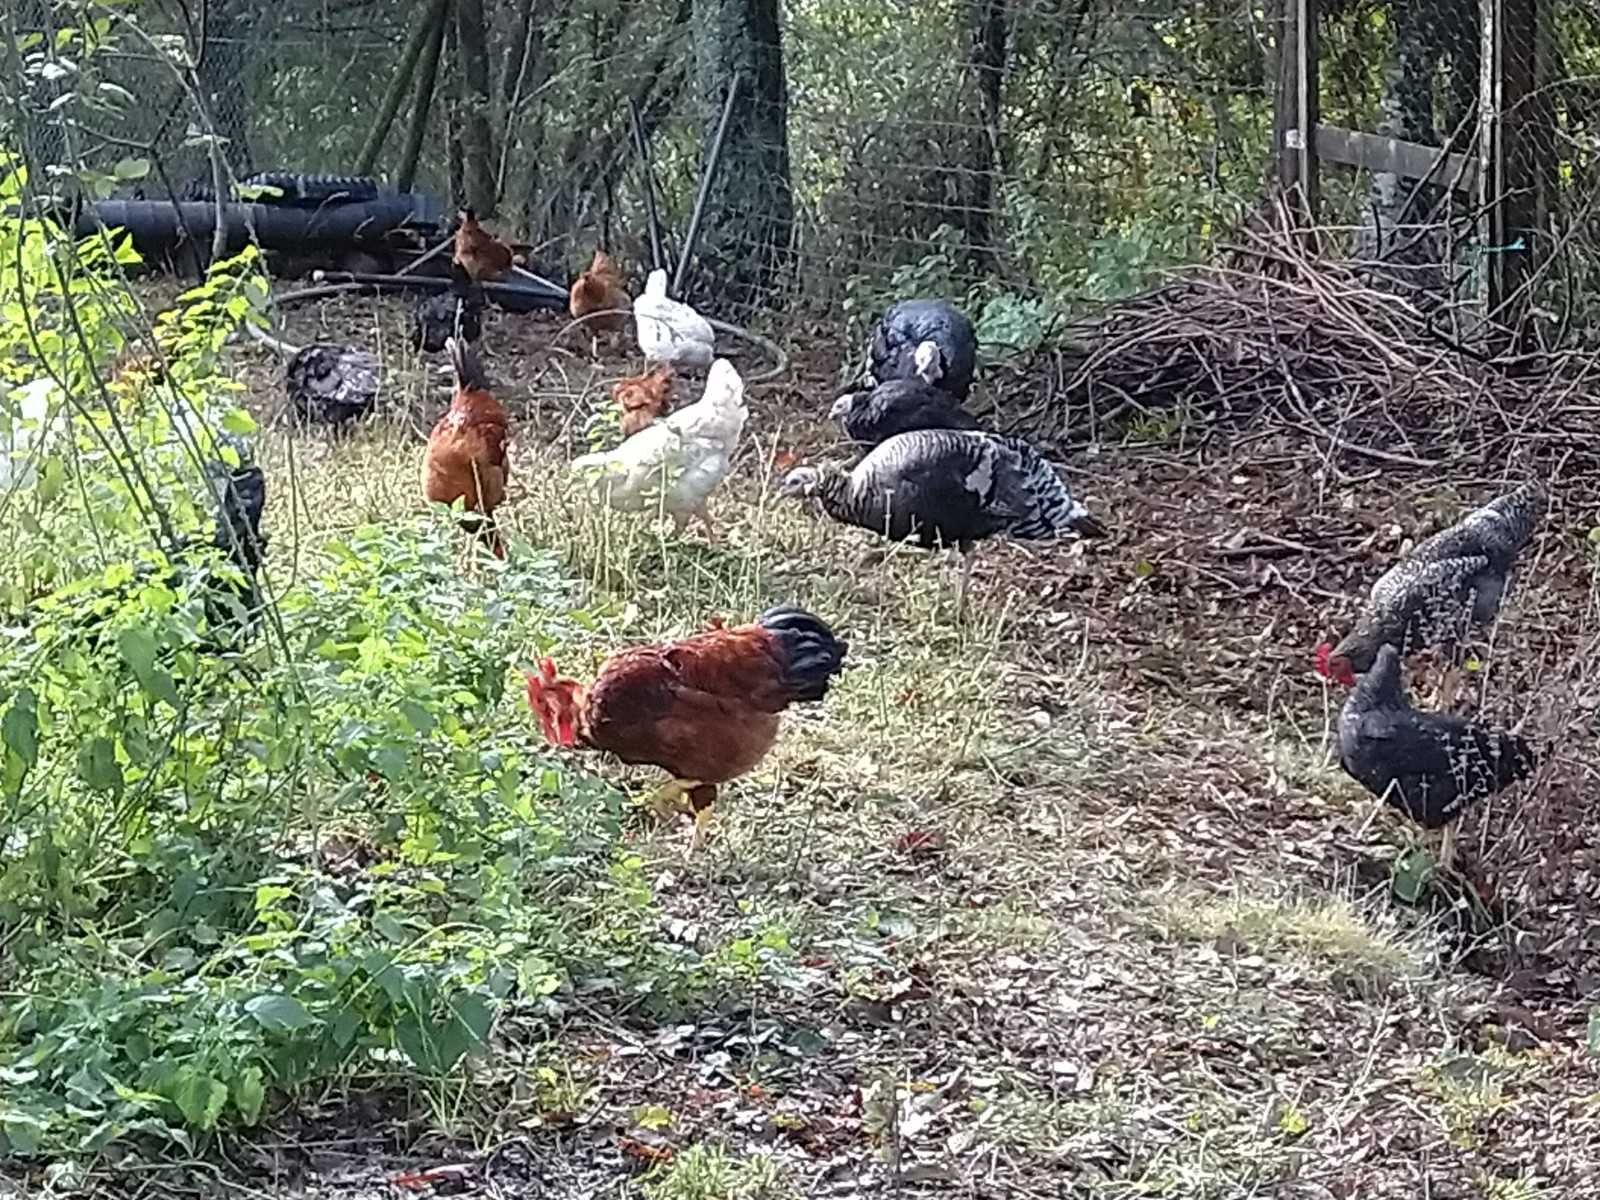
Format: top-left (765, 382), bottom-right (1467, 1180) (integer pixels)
top-left (1316, 480), bottom-right (1546, 689)
top-left (829, 371), bottom-right (981, 448)
top-left (779, 429), bottom-right (1104, 607)
top-left (867, 299), bottom-right (977, 402)
top-left (285, 344), bottom-right (380, 429)
top-left (1336, 643), bottom-right (1537, 869)
top-left (410, 263), bottom-right (484, 354)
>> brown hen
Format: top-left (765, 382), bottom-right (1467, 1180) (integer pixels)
top-left (568, 248), bottom-right (632, 356)
top-left (422, 338), bottom-right (510, 557)
top-left (613, 364), bottom-right (675, 437)
top-left (453, 208), bottom-right (514, 283)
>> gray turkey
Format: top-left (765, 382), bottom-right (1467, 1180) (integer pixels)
top-left (829, 376), bottom-right (980, 447)
top-left (1316, 480), bottom-right (1546, 696)
top-left (867, 299), bottom-right (977, 402)
top-left (1336, 642), bottom-right (1537, 870)
top-left (285, 344), bottom-right (380, 428)
top-left (779, 429), bottom-right (1104, 608)
top-left (410, 263), bottom-right (484, 354)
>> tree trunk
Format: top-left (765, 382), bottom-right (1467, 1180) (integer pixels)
top-left (445, 19), bottom-right (465, 211)
top-left (690, 0), bottom-right (793, 306)
top-left (397, 0), bottom-right (449, 192)
top-left (455, 0), bottom-right (497, 214)
top-left (962, 0), bottom-right (1008, 268)
top-left (357, 0), bottom-right (448, 177)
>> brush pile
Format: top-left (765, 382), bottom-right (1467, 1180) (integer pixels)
top-left (1009, 225), bottom-right (1600, 473)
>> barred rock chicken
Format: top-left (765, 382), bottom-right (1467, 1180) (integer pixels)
top-left (614, 364), bottom-right (675, 438)
top-left (421, 338), bottom-right (510, 557)
top-left (868, 299), bottom-right (977, 402)
top-left (452, 208), bottom-right (514, 282)
top-left (634, 269), bottom-right (715, 368)
top-left (830, 373), bottom-right (981, 447)
top-left (1336, 643), bottom-right (1537, 869)
top-left (411, 263), bottom-right (484, 353)
top-left (285, 344), bottom-right (379, 429)
top-left (779, 429), bottom-right (1105, 607)
top-left (568, 248), bottom-right (632, 357)
top-left (1316, 480), bottom-right (1546, 692)
top-left (571, 358), bottom-right (745, 538)
top-left (525, 605), bottom-right (848, 848)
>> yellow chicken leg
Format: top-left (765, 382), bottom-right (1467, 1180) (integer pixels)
top-left (638, 778), bottom-right (704, 823)
top-left (690, 806), bottom-right (714, 853)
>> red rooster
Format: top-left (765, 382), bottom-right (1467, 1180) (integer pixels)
top-left (525, 606), bottom-right (848, 847)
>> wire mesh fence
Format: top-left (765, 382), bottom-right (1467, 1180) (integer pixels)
top-left (9, 0), bottom-right (1600, 340)
top-left (1295, 0), bottom-right (1599, 341)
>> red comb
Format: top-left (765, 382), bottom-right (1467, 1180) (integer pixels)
top-left (1313, 642), bottom-right (1333, 677)
top-left (772, 449), bottom-right (799, 472)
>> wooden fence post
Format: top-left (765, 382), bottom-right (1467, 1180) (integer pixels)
top-left (1482, 0), bottom-right (1548, 340)
top-left (1273, 0), bottom-right (1319, 228)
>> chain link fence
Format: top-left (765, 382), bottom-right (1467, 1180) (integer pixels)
top-left (12, 0), bottom-right (1600, 337)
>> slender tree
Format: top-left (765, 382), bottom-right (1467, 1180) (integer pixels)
top-left (690, 0), bottom-right (793, 304)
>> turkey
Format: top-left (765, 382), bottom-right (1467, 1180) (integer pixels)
top-left (1336, 642), bottom-right (1537, 870)
top-left (829, 372), bottom-right (981, 447)
top-left (285, 344), bottom-right (380, 428)
top-left (867, 299), bottom-right (977, 402)
top-left (1316, 481), bottom-right (1546, 696)
top-left (633, 269), bottom-right (715, 369)
top-left (410, 263), bottom-right (484, 353)
top-left (778, 429), bottom-right (1104, 607)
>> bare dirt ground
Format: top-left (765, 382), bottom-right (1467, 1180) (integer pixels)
top-left (30, 280), bottom-right (1600, 1199)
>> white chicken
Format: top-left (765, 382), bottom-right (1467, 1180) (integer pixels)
top-left (633, 269), bottom-right (715, 368)
top-left (571, 357), bottom-right (746, 538)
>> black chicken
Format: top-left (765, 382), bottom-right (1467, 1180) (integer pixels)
top-left (29, 460), bottom-right (270, 654)
top-left (867, 299), bottom-right (977, 402)
top-left (1316, 480), bottom-right (1546, 691)
top-left (779, 429), bottom-right (1105, 608)
top-left (285, 344), bottom-right (380, 428)
top-left (410, 263), bottom-right (484, 354)
top-left (829, 378), bottom-right (980, 447)
top-left (1336, 643), bottom-right (1537, 869)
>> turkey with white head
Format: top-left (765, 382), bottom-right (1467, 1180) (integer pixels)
top-left (779, 429), bottom-right (1104, 608)
top-left (867, 299), bottom-right (977, 402)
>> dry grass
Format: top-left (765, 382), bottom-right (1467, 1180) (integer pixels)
top-left (67, 288), bottom-right (1600, 1197)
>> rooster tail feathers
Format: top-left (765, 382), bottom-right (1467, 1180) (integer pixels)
top-left (447, 337), bottom-right (488, 392)
top-left (758, 605), bottom-right (848, 703)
